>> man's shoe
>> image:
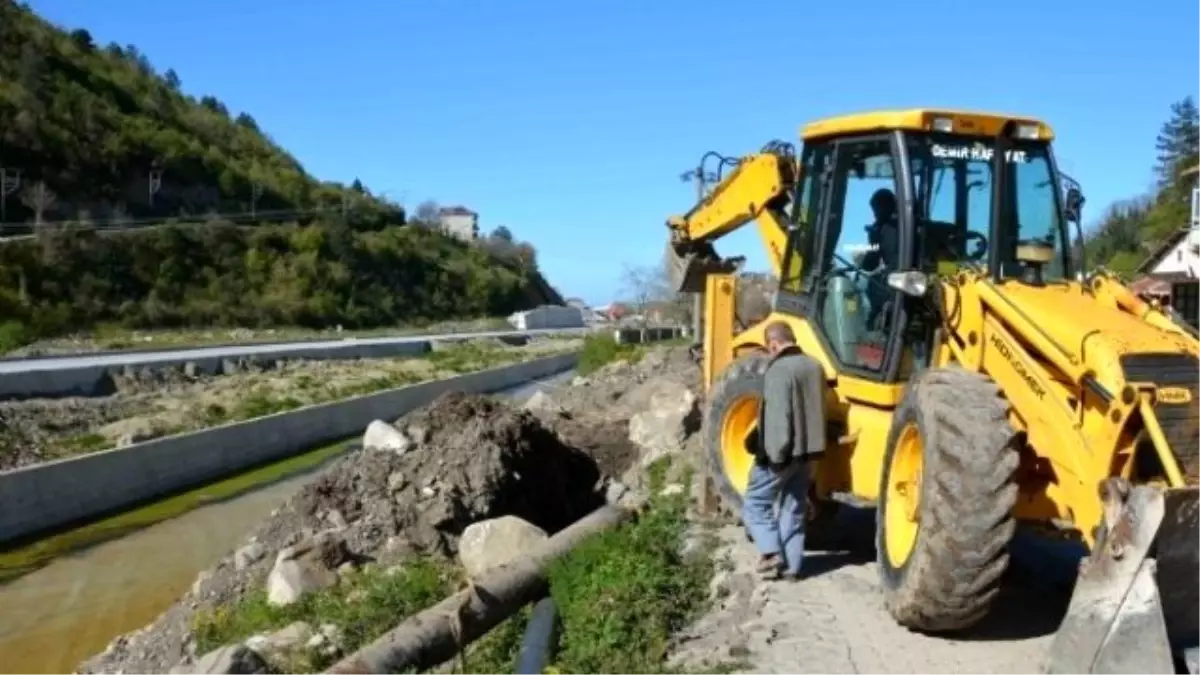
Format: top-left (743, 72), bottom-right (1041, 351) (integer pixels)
top-left (755, 554), bottom-right (783, 579)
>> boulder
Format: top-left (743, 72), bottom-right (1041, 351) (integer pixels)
top-left (522, 390), bottom-right (564, 415)
top-left (458, 516), bottom-right (548, 577)
top-left (189, 644), bottom-right (269, 674)
top-left (233, 542), bottom-right (266, 570)
top-left (627, 381), bottom-right (700, 467)
top-left (362, 419), bottom-right (412, 453)
top-left (265, 531), bottom-right (351, 606)
top-left (245, 621), bottom-right (313, 659)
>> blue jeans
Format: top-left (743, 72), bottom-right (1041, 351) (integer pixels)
top-left (743, 461), bottom-right (809, 576)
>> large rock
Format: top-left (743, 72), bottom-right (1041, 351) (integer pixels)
top-left (522, 390), bottom-right (565, 415)
top-left (458, 516), bottom-right (548, 577)
top-left (266, 531), bottom-right (351, 606)
top-left (627, 380), bottom-right (700, 467)
top-left (245, 621), bottom-right (314, 660)
top-left (362, 419), bottom-right (412, 453)
top-left (189, 644), bottom-right (269, 674)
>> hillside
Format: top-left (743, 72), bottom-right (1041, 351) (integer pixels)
top-left (0, 0), bottom-right (402, 228)
top-left (0, 1), bottom-right (560, 348)
top-left (1083, 97), bottom-right (1199, 275)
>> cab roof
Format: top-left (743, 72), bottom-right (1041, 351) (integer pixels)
top-left (799, 108), bottom-right (1055, 142)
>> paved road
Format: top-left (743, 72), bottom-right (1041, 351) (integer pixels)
top-left (0, 327), bottom-right (591, 375)
top-left (670, 523), bottom-right (1065, 674)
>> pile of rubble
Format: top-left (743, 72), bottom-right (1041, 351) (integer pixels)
top-left (79, 344), bottom-right (706, 674)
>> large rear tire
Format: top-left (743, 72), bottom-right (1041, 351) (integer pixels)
top-left (703, 352), bottom-right (771, 512)
top-left (876, 366), bottom-right (1021, 632)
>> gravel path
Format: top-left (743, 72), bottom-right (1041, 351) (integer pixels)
top-left (672, 523), bottom-right (1067, 674)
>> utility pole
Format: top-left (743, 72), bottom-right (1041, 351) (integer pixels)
top-left (0, 167), bottom-right (22, 227)
top-left (148, 169), bottom-right (163, 208)
top-left (250, 182), bottom-right (263, 219)
top-left (678, 164), bottom-right (718, 340)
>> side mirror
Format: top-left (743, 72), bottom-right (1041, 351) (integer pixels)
top-left (1065, 187), bottom-right (1085, 223)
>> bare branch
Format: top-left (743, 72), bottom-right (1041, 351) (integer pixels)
top-left (20, 182), bottom-right (57, 225)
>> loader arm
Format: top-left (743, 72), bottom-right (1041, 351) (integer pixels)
top-left (665, 142), bottom-right (799, 293)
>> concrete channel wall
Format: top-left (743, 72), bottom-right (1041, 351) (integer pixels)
top-left (0, 352), bottom-right (580, 544)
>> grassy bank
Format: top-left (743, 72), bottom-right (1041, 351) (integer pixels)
top-left (188, 458), bottom-right (717, 674)
top-left (576, 333), bottom-right (688, 376)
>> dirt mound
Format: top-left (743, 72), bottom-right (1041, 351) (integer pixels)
top-left (540, 344), bottom-right (701, 425)
top-left (287, 392), bottom-right (605, 557)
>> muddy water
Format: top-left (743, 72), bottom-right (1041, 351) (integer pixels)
top-left (0, 373), bottom-right (572, 674)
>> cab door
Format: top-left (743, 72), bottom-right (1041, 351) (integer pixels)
top-left (778, 132), bottom-right (913, 399)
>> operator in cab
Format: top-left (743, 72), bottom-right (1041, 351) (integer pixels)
top-left (744, 321), bottom-right (828, 581)
top-left (860, 188), bottom-right (900, 331)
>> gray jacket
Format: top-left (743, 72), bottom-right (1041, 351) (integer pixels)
top-left (757, 347), bottom-right (828, 466)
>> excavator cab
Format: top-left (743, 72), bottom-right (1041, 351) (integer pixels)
top-left (772, 116), bottom-right (1074, 380)
top-left (667, 109), bottom-right (1199, 674)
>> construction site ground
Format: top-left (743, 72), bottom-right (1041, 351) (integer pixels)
top-left (669, 520), bottom-right (1066, 674)
top-left (0, 337), bottom-right (577, 471)
top-left (74, 342), bottom-right (1078, 674)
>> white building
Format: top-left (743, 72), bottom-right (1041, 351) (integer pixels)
top-left (437, 206), bottom-right (479, 242)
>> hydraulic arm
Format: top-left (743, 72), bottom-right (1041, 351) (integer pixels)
top-left (665, 141), bottom-right (799, 293)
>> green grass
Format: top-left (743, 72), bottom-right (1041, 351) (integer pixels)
top-left (177, 457), bottom-right (720, 675)
top-left (576, 333), bottom-right (690, 377)
top-left (192, 557), bottom-right (456, 672)
top-left (576, 334), bottom-right (645, 376)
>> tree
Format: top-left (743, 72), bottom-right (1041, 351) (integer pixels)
top-left (514, 242), bottom-right (537, 271)
top-left (1154, 96), bottom-right (1199, 192)
top-left (68, 29), bottom-right (93, 51)
top-left (350, 178), bottom-right (365, 194)
top-left (234, 112), bottom-right (259, 132)
top-left (415, 200), bottom-right (440, 225)
top-left (164, 68), bottom-right (181, 91)
top-left (491, 225), bottom-right (513, 242)
top-left (620, 263), bottom-right (669, 325)
top-left (20, 182), bottom-right (56, 226)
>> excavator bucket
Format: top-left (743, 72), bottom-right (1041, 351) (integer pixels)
top-left (663, 239), bottom-right (705, 294)
top-left (1044, 479), bottom-right (1200, 674)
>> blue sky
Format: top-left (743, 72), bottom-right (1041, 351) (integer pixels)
top-left (29, 0), bottom-right (1200, 306)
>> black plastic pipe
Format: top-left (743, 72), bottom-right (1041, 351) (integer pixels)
top-left (514, 597), bottom-right (560, 674)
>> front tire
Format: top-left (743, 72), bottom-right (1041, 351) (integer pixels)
top-left (876, 366), bottom-right (1020, 632)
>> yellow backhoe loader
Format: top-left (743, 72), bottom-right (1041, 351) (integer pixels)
top-left (665, 109), bottom-right (1199, 674)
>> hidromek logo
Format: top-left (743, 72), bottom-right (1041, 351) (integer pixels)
top-left (989, 333), bottom-right (1045, 400)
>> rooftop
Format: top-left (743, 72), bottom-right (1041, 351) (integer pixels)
top-left (800, 108), bottom-right (1055, 142)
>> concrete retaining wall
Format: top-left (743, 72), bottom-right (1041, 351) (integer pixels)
top-left (0, 352), bottom-right (578, 544)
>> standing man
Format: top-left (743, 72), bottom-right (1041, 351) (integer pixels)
top-left (743, 321), bottom-right (828, 580)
